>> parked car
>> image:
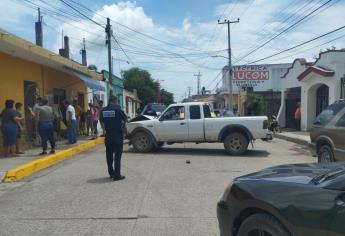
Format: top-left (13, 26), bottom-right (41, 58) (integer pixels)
top-left (310, 100), bottom-right (345, 162)
top-left (127, 102), bottom-right (271, 155)
top-left (217, 162), bottom-right (345, 236)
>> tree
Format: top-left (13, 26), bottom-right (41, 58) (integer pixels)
top-left (160, 89), bottom-right (174, 105)
top-left (123, 68), bottom-right (156, 107)
top-left (247, 94), bottom-right (264, 116)
top-left (123, 67), bottom-right (175, 107)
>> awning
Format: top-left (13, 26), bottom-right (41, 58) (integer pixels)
top-left (66, 68), bottom-right (105, 91)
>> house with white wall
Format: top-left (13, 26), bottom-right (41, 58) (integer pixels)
top-left (278, 50), bottom-right (345, 131)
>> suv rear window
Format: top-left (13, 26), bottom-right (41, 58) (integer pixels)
top-left (315, 104), bottom-right (345, 126)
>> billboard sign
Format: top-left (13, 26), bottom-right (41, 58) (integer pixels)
top-left (232, 65), bottom-right (269, 87)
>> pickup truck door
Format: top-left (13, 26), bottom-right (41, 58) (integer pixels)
top-left (188, 105), bottom-right (205, 141)
top-left (155, 105), bottom-right (188, 141)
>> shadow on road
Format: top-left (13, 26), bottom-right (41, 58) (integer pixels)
top-left (289, 145), bottom-right (315, 157)
top-left (87, 177), bottom-right (113, 184)
top-left (125, 147), bottom-right (269, 158)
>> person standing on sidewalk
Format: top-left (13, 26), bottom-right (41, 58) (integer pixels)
top-left (36, 98), bottom-right (55, 155)
top-left (90, 103), bottom-right (99, 140)
top-left (294, 102), bottom-right (301, 131)
top-left (73, 100), bottom-right (82, 136)
top-left (64, 100), bottom-right (77, 144)
top-left (0, 100), bottom-right (20, 157)
top-left (98, 100), bottom-right (105, 137)
top-left (14, 102), bottom-right (25, 154)
top-left (86, 103), bottom-right (92, 136)
top-left (100, 96), bottom-right (127, 181)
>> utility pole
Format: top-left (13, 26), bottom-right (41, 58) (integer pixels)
top-left (187, 87), bottom-right (192, 98)
top-left (218, 18), bottom-right (239, 110)
top-left (105, 18), bottom-right (113, 85)
top-left (194, 72), bottom-right (202, 95)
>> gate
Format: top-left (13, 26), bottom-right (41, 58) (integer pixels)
top-left (285, 87), bottom-right (301, 129)
top-left (316, 85), bottom-right (329, 116)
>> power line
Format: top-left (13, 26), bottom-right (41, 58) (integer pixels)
top-left (58, 0), bottom-right (105, 28)
top-left (248, 24), bottom-right (345, 64)
top-left (237, 0), bottom-right (333, 62)
top-left (111, 34), bottom-right (134, 65)
top-left (206, 70), bottom-right (222, 88)
top-left (267, 32), bottom-right (345, 62)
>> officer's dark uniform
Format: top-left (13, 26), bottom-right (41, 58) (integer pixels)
top-left (100, 104), bottom-right (127, 179)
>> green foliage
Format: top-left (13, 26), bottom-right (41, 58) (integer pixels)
top-left (160, 89), bottom-right (174, 106)
top-left (122, 67), bottom-right (174, 107)
top-left (247, 94), bottom-right (264, 116)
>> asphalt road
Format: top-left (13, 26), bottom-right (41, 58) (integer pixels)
top-left (0, 139), bottom-right (315, 236)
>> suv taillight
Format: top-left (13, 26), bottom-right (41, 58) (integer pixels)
top-left (263, 120), bottom-right (268, 129)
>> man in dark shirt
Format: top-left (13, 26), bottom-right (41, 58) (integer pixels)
top-left (100, 96), bottom-right (127, 181)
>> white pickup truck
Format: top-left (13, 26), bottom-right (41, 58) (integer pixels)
top-left (127, 102), bottom-right (271, 155)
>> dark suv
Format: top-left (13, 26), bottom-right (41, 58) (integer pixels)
top-left (310, 101), bottom-right (345, 162)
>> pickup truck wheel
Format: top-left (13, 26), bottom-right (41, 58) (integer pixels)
top-left (132, 132), bottom-right (154, 153)
top-left (224, 132), bottom-right (248, 155)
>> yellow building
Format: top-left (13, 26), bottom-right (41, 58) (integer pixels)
top-left (0, 30), bottom-right (104, 152)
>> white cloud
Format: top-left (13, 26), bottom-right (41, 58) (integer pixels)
top-left (182, 17), bottom-right (191, 32)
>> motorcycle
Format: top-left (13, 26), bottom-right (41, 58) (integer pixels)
top-left (269, 115), bottom-right (281, 133)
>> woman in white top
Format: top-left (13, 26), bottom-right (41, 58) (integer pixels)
top-left (64, 100), bottom-right (77, 144)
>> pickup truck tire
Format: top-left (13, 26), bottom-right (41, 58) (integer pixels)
top-left (224, 132), bottom-right (248, 155)
top-left (132, 132), bottom-right (154, 153)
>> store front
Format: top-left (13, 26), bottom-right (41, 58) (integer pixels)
top-left (0, 30), bottom-right (102, 151)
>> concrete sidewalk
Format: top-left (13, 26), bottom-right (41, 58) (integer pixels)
top-left (0, 136), bottom-right (102, 181)
top-left (274, 131), bottom-right (310, 146)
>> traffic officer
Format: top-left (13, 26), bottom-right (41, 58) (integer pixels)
top-left (100, 96), bottom-right (127, 181)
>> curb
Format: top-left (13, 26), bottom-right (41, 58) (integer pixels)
top-left (274, 133), bottom-right (310, 147)
top-left (2, 137), bottom-right (105, 183)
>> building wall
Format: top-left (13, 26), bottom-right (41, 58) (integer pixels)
top-left (301, 76), bottom-right (337, 130)
top-left (101, 70), bottom-right (124, 109)
top-left (278, 51), bottom-right (345, 131)
top-left (123, 89), bottom-right (140, 119)
top-left (277, 60), bottom-right (308, 127)
top-left (0, 52), bottom-right (88, 153)
top-left (0, 52), bottom-right (87, 111)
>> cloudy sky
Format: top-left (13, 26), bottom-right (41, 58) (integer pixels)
top-left (1, 0), bottom-right (345, 101)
